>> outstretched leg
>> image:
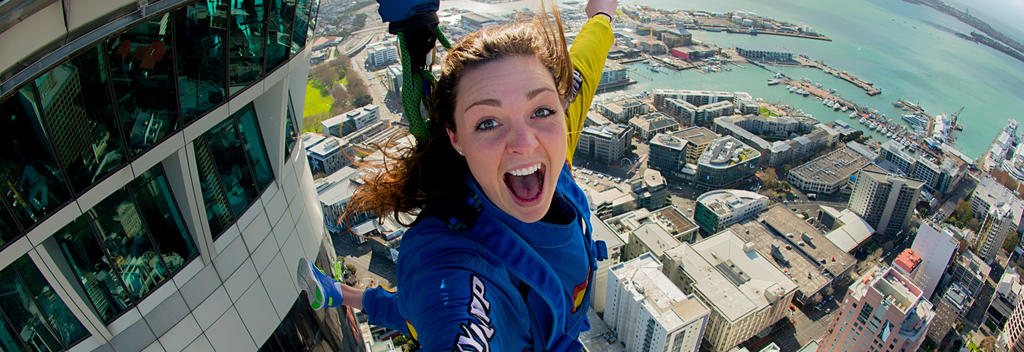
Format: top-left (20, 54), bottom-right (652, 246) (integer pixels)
top-left (296, 258), bottom-right (344, 310)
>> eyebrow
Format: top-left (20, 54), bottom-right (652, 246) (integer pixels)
top-left (463, 87), bottom-right (557, 113)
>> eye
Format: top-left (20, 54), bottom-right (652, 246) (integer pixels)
top-left (532, 107), bottom-right (555, 118)
top-left (476, 119), bottom-right (499, 131)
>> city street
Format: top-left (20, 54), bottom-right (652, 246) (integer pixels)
top-left (332, 232), bottom-right (398, 288)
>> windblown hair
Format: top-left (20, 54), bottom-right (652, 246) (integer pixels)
top-left (341, 7), bottom-right (573, 229)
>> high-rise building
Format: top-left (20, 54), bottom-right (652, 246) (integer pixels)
top-left (0, 1), bottom-right (363, 351)
top-left (989, 268), bottom-right (1022, 327)
top-left (848, 167), bottom-right (923, 236)
top-left (903, 222), bottom-right (958, 299)
top-left (976, 202), bottom-right (1020, 264)
top-left (1001, 284), bottom-right (1024, 352)
top-left (661, 230), bottom-right (797, 352)
top-left (948, 250), bottom-right (991, 298)
top-left (591, 214), bottom-right (626, 315)
top-left (605, 253), bottom-right (710, 352)
top-left (820, 266), bottom-right (934, 352)
top-left (577, 123), bottom-right (633, 164)
top-left (927, 283), bottom-right (973, 343)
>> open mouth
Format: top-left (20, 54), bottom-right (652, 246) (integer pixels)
top-left (504, 163), bottom-right (545, 205)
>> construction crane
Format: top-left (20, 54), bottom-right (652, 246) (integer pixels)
top-left (637, 26), bottom-right (655, 52)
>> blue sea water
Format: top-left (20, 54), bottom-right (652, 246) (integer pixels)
top-left (617, 0), bottom-right (1024, 158)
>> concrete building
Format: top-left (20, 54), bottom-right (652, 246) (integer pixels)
top-left (574, 169), bottom-right (638, 220)
top-left (661, 230), bottom-right (797, 352)
top-left (988, 268), bottom-right (1022, 327)
top-left (0, 1), bottom-right (362, 351)
top-left (999, 289), bottom-right (1024, 352)
top-left (305, 135), bottom-right (353, 176)
top-left (607, 206), bottom-right (700, 244)
top-left (927, 283), bottom-right (973, 342)
top-left (648, 127), bottom-right (719, 179)
top-left (904, 222), bottom-right (959, 299)
top-left (653, 89), bottom-right (737, 127)
top-left (598, 98), bottom-right (651, 122)
top-left (714, 115), bottom-right (836, 168)
top-left (819, 267), bottom-right (934, 352)
top-left (948, 250), bottom-right (991, 298)
top-left (605, 253), bottom-right (710, 352)
top-left (578, 124), bottom-right (633, 164)
top-left (315, 166), bottom-right (371, 234)
top-left (729, 205), bottom-right (856, 306)
top-left (977, 202), bottom-right (1020, 264)
top-left (630, 112), bottom-right (679, 140)
top-left (819, 206), bottom-right (875, 253)
top-left (735, 47), bottom-right (794, 63)
top-left (695, 136), bottom-right (761, 190)
top-left (879, 139), bottom-right (967, 196)
top-left (365, 40), bottom-right (398, 68)
top-left (622, 223), bottom-right (682, 262)
top-left (598, 61), bottom-right (633, 92)
top-left (971, 176), bottom-right (1024, 233)
top-left (787, 145), bottom-right (871, 195)
top-left (649, 133), bottom-right (689, 178)
top-left (694, 189), bottom-right (768, 234)
top-left (321, 105), bottom-right (380, 138)
top-left (460, 13), bottom-right (500, 32)
top-left (632, 169), bottom-right (669, 211)
top-left (847, 167), bottom-right (923, 236)
top-left (591, 214), bottom-right (626, 315)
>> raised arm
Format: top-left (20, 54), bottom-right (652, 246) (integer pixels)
top-left (565, 4), bottom-right (616, 164)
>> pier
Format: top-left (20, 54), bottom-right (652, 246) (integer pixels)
top-left (794, 56), bottom-right (881, 96)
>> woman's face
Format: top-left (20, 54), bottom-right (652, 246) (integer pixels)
top-left (446, 55), bottom-right (567, 223)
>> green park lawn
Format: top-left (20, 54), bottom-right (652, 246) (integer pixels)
top-left (304, 81), bottom-right (332, 117)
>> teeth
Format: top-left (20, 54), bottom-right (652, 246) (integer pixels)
top-left (508, 163), bottom-right (541, 176)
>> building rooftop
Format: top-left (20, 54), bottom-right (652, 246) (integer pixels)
top-left (675, 126), bottom-right (719, 146)
top-left (650, 133), bottom-right (687, 151)
top-left (698, 136), bottom-right (760, 169)
top-left (321, 105), bottom-right (379, 128)
top-left (894, 249), bottom-right (922, 274)
top-left (578, 310), bottom-right (621, 352)
top-left (668, 230), bottom-right (797, 322)
top-left (852, 267), bottom-right (930, 317)
top-left (789, 145), bottom-right (871, 186)
top-left (306, 136), bottom-right (347, 158)
top-left (590, 213), bottom-right (625, 249)
top-left (316, 166), bottom-right (361, 206)
top-left (974, 176), bottom-right (1024, 218)
top-left (728, 206), bottom-right (855, 300)
top-left (301, 132), bottom-right (327, 150)
top-left (821, 206), bottom-right (874, 252)
top-left (611, 254), bottom-right (710, 331)
top-left (607, 206), bottom-right (697, 241)
top-left (859, 167), bottom-right (925, 189)
top-left (696, 189), bottom-right (767, 217)
top-left (632, 223), bottom-right (681, 258)
top-left (942, 282), bottom-right (973, 311)
top-left (954, 250), bottom-right (991, 280)
top-left (582, 123), bottom-right (631, 140)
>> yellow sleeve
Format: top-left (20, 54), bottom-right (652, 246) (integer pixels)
top-left (565, 15), bottom-right (614, 166)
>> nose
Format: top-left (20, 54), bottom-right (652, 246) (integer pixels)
top-left (506, 122), bottom-right (539, 155)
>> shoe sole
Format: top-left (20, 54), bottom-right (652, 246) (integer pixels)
top-left (296, 258), bottom-right (325, 310)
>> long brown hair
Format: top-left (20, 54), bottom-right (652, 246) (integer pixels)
top-left (342, 7), bottom-right (573, 228)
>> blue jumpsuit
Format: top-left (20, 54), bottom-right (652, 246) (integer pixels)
top-left (363, 2), bottom-right (613, 350)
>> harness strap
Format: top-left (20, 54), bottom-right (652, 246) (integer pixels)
top-left (397, 27), bottom-right (452, 142)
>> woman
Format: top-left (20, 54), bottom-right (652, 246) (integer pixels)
top-left (298, 2), bottom-right (615, 350)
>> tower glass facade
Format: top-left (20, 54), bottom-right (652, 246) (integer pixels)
top-left (0, 0), bottom-right (334, 349)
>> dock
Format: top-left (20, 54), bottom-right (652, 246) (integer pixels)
top-left (794, 56), bottom-right (881, 96)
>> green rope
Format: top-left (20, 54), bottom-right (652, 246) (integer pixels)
top-left (397, 27), bottom-right (453, 142)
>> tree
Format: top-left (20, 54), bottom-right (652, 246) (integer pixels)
top-left (311, 64), bottom-right (339, 85)
top-left (353, 94), bottom-right (373, 107)
top-left (1004, 230), bottom-right (1021, 253)
top-left (980, 336), bottom-right (996, 352)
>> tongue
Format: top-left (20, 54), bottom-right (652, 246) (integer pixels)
top-left (507, 171), bottom-right (542, 200)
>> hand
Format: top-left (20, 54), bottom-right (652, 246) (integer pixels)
top-left (585, 0), bottom-right (618, 19)
top-left (388, 11), bottom-right (439, 72)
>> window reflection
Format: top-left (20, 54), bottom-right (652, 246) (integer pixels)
top-left (35, 47), bottom-right (128, 194)
top-left (107, 13), bottom-right (180, 156)
top-left (229, 0), bottom-right (266, 94)
top-left (265, 0), bottom-right (295, 71)
top-left (284, 95), bottom-right (298, 157)
top-left (5, 256), bottom-right (89, 349)
top-left (127, 168), bottom-right (197, 272)
top-left (195, 103), bottom-right (273, 238)
top-left (0, 86), bottom-right (72, 229)
top-left (175, 0), bottom-right (228, 122)
top-left (57, 218), bottom-right (132, 322)
top-left (57, 166), bottom-right (196, 323)
top-left (290, 0), bottom-right (310, 56)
